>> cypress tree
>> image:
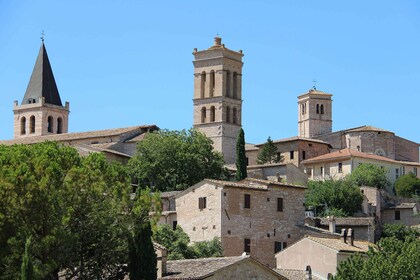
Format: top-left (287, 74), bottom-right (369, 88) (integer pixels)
top-left (236, 128), bottom-right (247, 181)
top-left (257, 136), bottom-right (281, 164)
top-left (21, 237), bottom-right (34, 280)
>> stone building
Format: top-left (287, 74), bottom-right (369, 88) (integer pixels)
top-left (175, 178), bottom-right (306, 267)
top-left (192, 37), bottom-right (244, 164)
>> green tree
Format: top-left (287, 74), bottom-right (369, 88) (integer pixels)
top-left (347, 163), bottom-right (389, 189)
top-left (305, 180), bottom-right (364, 217)
top-left (128, 129), bottom-right (226, 192)
top-left (257, 137), bottom-right (282, 164)
top-left (395, 173), bottom-right (420, 197)
top-left (235, 128), bottom-right (247, 181)
top-left (21, 237), bottom-right (34, 280)
top-left (190, 237), bottom-right (223, 258)
top-left (335, 237), bottom-right (420, 280)
top-left (381, 224), bottom-right (420, 241)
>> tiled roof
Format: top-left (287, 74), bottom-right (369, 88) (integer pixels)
top-left (159, 191), bottom-right (182, 198)
top-left (0, 125), bottom-right (157, 145)
top-left (72, 144), bottom-right (131, 158)
top-left (298, 88), bottom-right (333, 98)
top-left (345, 125), bottom-right (391, 134)
top-left (319, 217), bottom-right (375, 227)
top-left (306, 235), bottom-right (372, 253)
top-left (256, 136), bottom-right (330, 147)
top-left (274, 269), bottom-right (322, 280)
top-left (206, 178), bottom-right (306, 190)
top-left (384, 202), bottom-right (417, 210)
top-left (301, 148), bottom-right (398, 165)
top-left (153, 242), bottom-right (167, 251)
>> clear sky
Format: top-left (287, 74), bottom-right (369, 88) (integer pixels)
top-left (1, 0), bottom-right (419, 144)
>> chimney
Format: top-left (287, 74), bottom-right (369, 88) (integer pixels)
top-left (328, 215), bottom-right (336, 233)
top-left (305, 265), bottom-right (312, 280)
top-left (340, 228), bottom-right (347, 243)
top-left (347, 228), bottom-right (354, 246)
top-left (214, 36), bottom-right (222, 46)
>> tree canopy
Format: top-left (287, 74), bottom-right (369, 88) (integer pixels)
top-left (257, 136), bottom-right (282, 164)
top-left (395, 173), bottom-right (420, 197)
top-left (347, 163), bottom-right (389, 189)
top-left (235, 128), bottom-right (247, 181)
top-left (0, 142), bottom-right (151, 279)
top-left (128, 129), bottom-right (226, 192)
top-left (381, 223), bottom-right (420, 241)
top-left (305, 179), bottom-right (364, 217)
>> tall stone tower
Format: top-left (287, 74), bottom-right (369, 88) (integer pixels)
top-left (193, 37), bottom-right (244, 164)
top-left (13, 41), bottom-right (69, 139)
top-left (298, 88), bottom-right (332, 138)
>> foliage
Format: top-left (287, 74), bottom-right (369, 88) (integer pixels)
top-left (257, 137), bottom-right (282, 164)
top-left (305, 180), bottom-right (364, 217)
top-left (395, 173), bottom-right (420, 197)
top-left (153, 224), bottom-right (222, 260)
top-left (0, 142), bottom-right (132, 279)
top-left (381, 223), bottom-right (420, 241)
top-left (128, 129), bottom-right (226, 192)
top-left (235, 128), bottom-right (247, 181)
top-left (334, 237), bottom-right (420, 280)
top-left (21, 237), bottom-right (34, 280)
top-left (347, 163), bottom-right (389, 189)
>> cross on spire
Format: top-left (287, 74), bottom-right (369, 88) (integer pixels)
top-left (312, 79), bottom-right (317, 90)
top-left (40, 30), bottom-right (45, 42)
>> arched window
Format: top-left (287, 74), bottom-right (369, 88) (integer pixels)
top-left (20, 117), bottom-right (26, 135)
top-left (226, 70), bottom-right (231, 97)
top-left (47, 116), bottom-right (53, 133)
top-left (233, 107), bottom-right (237, 124)
top-left (226, 106), bottom-right (231, 123)
top-left (210, 106), bottom-right (215, 122)
top-left (30, 116), bottom-right (35, 134)
top-left (201, 107), bottom-right (207, 123)
top-left (57, 118), bottom-right (63, 134)
top-left (320, 104), bottom-right (324, 114)
top-left (233, 72), bottom-right (238, 99)
top-left (210, 70), bottom-right (215, 97)
top-left (316, 104), bottom-right (320, 114)
top-left (301, 104), bottom-right (305, 115)
top-left (201, 71), bottom-right (206, 98)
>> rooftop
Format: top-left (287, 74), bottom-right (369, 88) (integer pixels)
top-left (256, 136), bottom-right (331, 147)
top-left (305, 235), bottom-right (372, 253)
top-left (319, 217), bottom-right (375, 227)
top-left (274, 269), bottom-right (322, 280)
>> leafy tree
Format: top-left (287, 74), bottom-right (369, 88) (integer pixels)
top-left (235, 128), bottom-right (247, 181)
top-left (128, 129), bottom-right (226, 192)
top-left (21, 237), bottom-right (34, 280)
top-left (257, 137), bottom-right (282, 164)
top-left (381, 224), bottom-right (420, 241)
top-left (334, 237), bottom-right (420, 280)
top-left (347, 163), bottom-right (389, 189)
top-left (0, 142), bottom-right (132, 279)
top-left (153, 225), bottom-right (222, 260)
top-left (395, 173), bottom-right (420, 197)
top-left (305, 180), bottom-right (363, 217)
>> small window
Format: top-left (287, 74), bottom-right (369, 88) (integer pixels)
top-left (276, 152), bottom-right (281, 161)
top-left (290, 151), bottom-right (294, 160)
top-left (338, 163), bottom-right (343, 173)
top-left (320, 166), bottom-right (324, 174)
top-left (401, 166), bottom-right (405, 175)
top-left (316, 104), bottom-right (320, 114)
top-left (320, 104), bottom-right (324, 114)
top-left (246, 157), bottom-right (249, 166)
top-left (357, 145), bottom-right (360, 151)
top-left (308, 143), bottom-right (312, 147)
top-left (274, 241), bottom-right (287, 254)
top-left (414, 168), bottom-right (417, 177)
top-left (172, 221), bottom-right (178, 230)
top-left (210, 106), bottom-right (215, 122)
top-left (244, 194), bottom-right (251, 209)
top-left (395, 210), bottom-right (401, 220)
top-left (47, 116), bottom-right (53, 133)
top-left (198, 197), bottom-right (207, 209)
top-left (226, 106), bottom-right (231, 123)
top-left (57, 117), bottom-right (63, 134)
top-left (201, 107), bottom-right (207, 123)
top-left (277, 198), bottom-right (283, 212)
top-left (209, 70), bottom-right (215, 97)
top-left (302, 151), bottom-right (306, 160)
top-left (30, 115), bottom-right (35, 134)
top-left (232, 107), bottom-right (237, 124)
top-left (244, 238), bottom-right (251, 253)
top-left (20, 117), bottom-right (26, 135)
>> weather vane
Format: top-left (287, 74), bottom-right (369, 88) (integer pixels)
top-left (312, 79), bottom-right (317, 90)
top-left (40, 30), bottom-right (45, 42)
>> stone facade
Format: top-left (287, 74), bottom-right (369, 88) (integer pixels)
top-left (382, 203), bottom-right (420, 227)
top-left (175, 178), bottom-right (306, 267)
top-left (193, 37), bottom-right (244, 164)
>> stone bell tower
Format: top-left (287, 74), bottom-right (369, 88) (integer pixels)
top-left (13, 41), bottom-right (69, 139)
top-left (193, 37), bottom-right (244, 164)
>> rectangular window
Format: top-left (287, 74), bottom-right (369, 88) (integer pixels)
top-left (414, 168), bottom-right (418, 177)
top-left (246, 157), bottom-right (249, 166)
top-left (338, 163), bottom-right (343, 173)
top-left (302, 151), bottom-right (306, 160)
top-left (172, 221), bottom-right (178, 230)
top-left (401, 166), bottom-right (405, 175)
top-left (396, 168), bottom-right (399, 180)
top-left (274, 241), bottom-right (288, 254)
top-left (276, 152), bottom-right (281, 162)
top-left (395, 210), bottom-right (401, 220)
top-left (320, 166), bottom-right (324, 174)
top-left (198, 197), bottom-right (207, 209)
top-left (290, 151), bottom-right (294, 160)
top-left (277, 198), bottom-right (283, 212)
top-left (244, 194), bottom-right (251, 209)
top-left (244, 238), bottom-right (251, 253)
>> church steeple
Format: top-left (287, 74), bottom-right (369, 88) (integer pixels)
top-left (13, 41), bottom-right (70, 139)
top-left (22, 42), bottom-right (63, 106)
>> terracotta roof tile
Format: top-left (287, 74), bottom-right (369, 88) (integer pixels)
top-left (306, 235), bottom-right (372, 253)
top-left (319, 217), bottom-right (375, 226)
top-left (256, 136), bottom-right (330, 147)
top-left (274, 269), bottom-right (322, 280)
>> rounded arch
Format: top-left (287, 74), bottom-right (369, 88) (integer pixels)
top-left (57, 117), bottom-right (63, 134)
top-left (30, 115), bottom-right (35, 134)
top-left (201, 107), bottom-right (207, 123)
top-left (47, 116), bottom-right (53, 133)
top-left (316, 104), bottom-right (320, 114)
top-left (320, 104), bottom-right (324, 114)
top-left (210, 106), bottom-right (215, 122)
top-left (20, 117), bottom-right (26, 135)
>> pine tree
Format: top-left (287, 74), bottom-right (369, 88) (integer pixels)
top-left (236, 128), bottom-right (247, 181)
top-left (257, 136), bottom-right (282, 164)
top-left (21, 237), bottom-right (34, 280)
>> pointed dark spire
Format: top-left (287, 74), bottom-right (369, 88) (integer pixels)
top-left (22, 42), bottom-right (63, 106)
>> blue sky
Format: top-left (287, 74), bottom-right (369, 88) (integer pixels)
top-left (1, 0), bottom-right (419, 144)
